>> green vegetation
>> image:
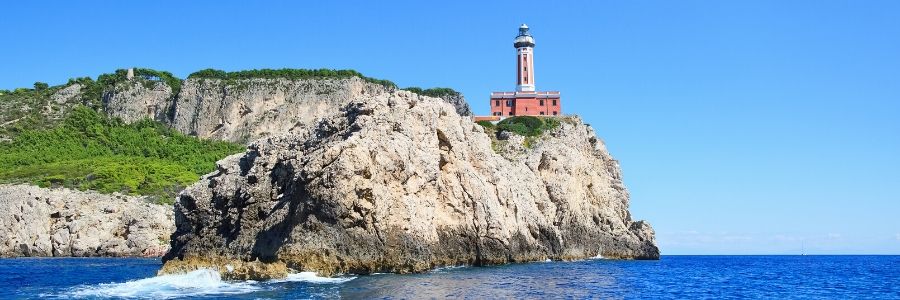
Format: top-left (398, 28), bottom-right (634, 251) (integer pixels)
top-left (401, 87), bottom-right (460, 98)
top-left (0, 106), bottom-right (244, 203)
top-left (97, 68), bottom-right (182, 96)
top-left (475, 120), bottom-right (496, 129)
top-left (0, 84), bottom-right (67, 138)
top-left (188, 68), bottom-right (397, 89)
top-left (496, 116), bottom-right (561, 137)
top-left (0, 67), bottom-right (180, 139)
top-left (1, 67), bottom-right (462, 200)
top-left (66, 76), bottom-right (105, 109)
top-left (476, 116), bottom-right (562, 151)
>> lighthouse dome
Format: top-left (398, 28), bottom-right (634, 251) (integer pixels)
top-left (514, 24), bottom-right (535, 48)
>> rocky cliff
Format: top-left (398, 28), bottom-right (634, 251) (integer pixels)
top-left (99, 74), bottom-right (472, 143)
top-left (160, 88), bottom-right (658, 279)
top-left (170, 77), bottom-right (390, 143)
top-left (1, 69), bottom-right (470, 144)
top-left (102, 78), bottom-right (175, 124)
top-left (0, 184), bottom-right (174, 257)
top-left (426, 90), bottom-right (471, 117)
top-left (1, 69), bottom-right (657, 271)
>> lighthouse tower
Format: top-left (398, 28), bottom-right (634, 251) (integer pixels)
top-left (515, 24), bottom-right (536, 92)
top-left (488, 24), bottom-right (562, 118)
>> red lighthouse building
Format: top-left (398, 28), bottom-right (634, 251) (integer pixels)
top-left (489, 24), bottom-right (561, 117)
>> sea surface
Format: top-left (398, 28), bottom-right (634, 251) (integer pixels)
top-left (0, 256), bottom-right (897, 299)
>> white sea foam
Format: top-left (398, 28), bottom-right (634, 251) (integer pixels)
top-left (67, 269), bottom-right (261, 299)
top-left (430, 265), bottom-right (467, 273)
top-left (270, 271), bottom-right (356, 284)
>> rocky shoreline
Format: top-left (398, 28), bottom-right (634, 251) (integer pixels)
top-left (0, 184), bottom-right (173, 257)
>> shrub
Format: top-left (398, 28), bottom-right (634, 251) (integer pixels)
top-left (496, 116), bottom-right (560, 137)
top-left (97, 68), bottom-right (182, 96)
top-left (188, 68), bottom-right (397, 89)
top-left (402, 87), bottom-right (460, 98)
top-left (33, 82), bottom-right (49, 91)
top-left (476, 120), bottom-right (496, 129)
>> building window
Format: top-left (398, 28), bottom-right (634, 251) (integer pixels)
top-left (506, 100), bottom-right (512, 107)
top-left (553, 111), bottom-right (558, 116)
top-left (509, 112), bottom-right (515, 116)
top-left (525, 76), bottom-right (528, 83)
top-left (539, 100), bottom-right (544, 106)
top-left (540, 112), bottom-right (545, 115)
top-left (495, 100), bottom-right (500, 106)
top-left (552, 100), bottom-right (557, 106)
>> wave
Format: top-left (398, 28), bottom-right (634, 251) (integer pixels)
top-left (429, 265), bottom-right (468, 273)
top-left (66, 269), bottom-right (259, 299)
top-left (270, 271), bottom-right (356, 284)
top-left (62, 269), bottom-right (354, 299)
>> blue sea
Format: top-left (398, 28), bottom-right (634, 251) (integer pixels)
top-left (0, 256), bottom-right (897, 299)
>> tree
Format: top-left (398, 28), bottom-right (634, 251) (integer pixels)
top-left (33, 82), bottom-right (49, 91)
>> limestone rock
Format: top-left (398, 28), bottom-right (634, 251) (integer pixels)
top-left (0, 184), bottom-right (174, 257)
top-left (102, 78), bottom-right (174, 123)
top-left (169, 77), bottom-right (473, 143)
top-left (51, 83), bottom-right (84, 104)
top-left (13, 74), bottom-right (474, 144)
top-left (170, 77), bottom-right (390, 143)
top-left (162, 86), bottom-right (658, 279)
top-left (436, 91), bottom-right (472, 116)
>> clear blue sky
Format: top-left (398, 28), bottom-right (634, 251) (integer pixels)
top-left (2, 1), bottom-right (898, 254)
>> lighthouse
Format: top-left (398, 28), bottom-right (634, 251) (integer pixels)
top-left (489, 24), bottom-right (562, 117)
top-left (515, 24), bottom-right (536, 92)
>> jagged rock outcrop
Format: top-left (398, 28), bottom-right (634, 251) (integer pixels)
top-left (0, 184), bottom-right (174, 257)
top-left (161, 88), bottom-right (658, 280)
top-left (437, 92), bottom-right (472, 116)
top-left (51, 83), bottom-right (84, 104)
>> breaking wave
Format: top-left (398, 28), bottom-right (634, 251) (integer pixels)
top-left (429, 265), bottom-right (468, 273)
top-left (63, 269), bottom-right (353, 299)
top-left (271, 271), bottom-right (357, 284)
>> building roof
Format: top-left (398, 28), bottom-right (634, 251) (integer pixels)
top-left (514, 24), bottom-right (535, 48)
top-left (491, 91), bottom-right (560, 99)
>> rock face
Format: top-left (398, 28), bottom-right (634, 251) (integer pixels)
top-left (2, 71), bottom-right (470, 144)
top-left (51, 83), bottom-right (84, 104)
top-left (0, 184), bottom-right (174, 257)
top-left (102, 79), bottom-right (175, 124)
top-left (170, 77), bottom-right (390, 143)
top-left (436, 92), bottom-right (472, 116)
top-left (161, 88), bottom-right (658, 279)
top-left (98, 76), bottom-right (471, 143)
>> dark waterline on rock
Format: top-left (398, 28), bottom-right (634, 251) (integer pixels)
top-left (1, 256), bottom-right (897, 299)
